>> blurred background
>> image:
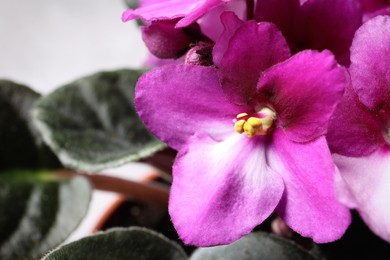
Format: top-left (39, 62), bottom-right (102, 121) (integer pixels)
top-left (0, 0), bottom-right (147, 94)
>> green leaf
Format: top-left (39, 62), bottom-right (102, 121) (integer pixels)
top-left (0, 171), bottom-right (91, 259)
top-left (0, 80), bottom-right (59, 170)
top-left (32, 69), bottom-right (165, 172)
top-left (190, 232), bottom-right (320, 260)
top-left (43, 227), bottom-right (188, 260)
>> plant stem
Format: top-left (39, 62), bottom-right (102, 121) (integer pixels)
top-left (60, 171), bottom-right (170, 207)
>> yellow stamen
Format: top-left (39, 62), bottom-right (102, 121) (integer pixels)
top-left (236, 113), bottom-right (248, 118)
top-left (243, 123), bottom-right (256, 138)
top-left (247, 117), bottom-right (262, 127)
top-left (234, 120), bottom-right (246, 134)
top-left (233, 107), bottom-right (276, 138)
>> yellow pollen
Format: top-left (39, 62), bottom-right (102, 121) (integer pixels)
top-left (243, 123), bottom-right (256, 138)
top-left (236, 113), bottom-right (248, 118)
top-left (247, 117), bottom-right (262, 127)
top-left (233, 107), bottom-right (276, 138)
top-left (234, 120), bottom-right (246, 133)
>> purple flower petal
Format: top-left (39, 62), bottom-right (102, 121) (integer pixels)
top-left (360, 0), bottom-right (390, 12)
top-left (122, 0), bottom-right (205, 22)
top-left (269, 129), bottom-right (351, 243)
top-left (364, 7), bottom-right (390, 21)
top-left (200, 1), bottom-right (246, 42)
top-left (254, 0), bottom-right (300, 43)
top-left (169, 133), bottom-right (284, 246)
top-left (219, 20), bottom-right (290, 105)
top-left (122, 0), bottom-right (223, 26)
top-left (177, 0), bottom-right (225, 28)
top-left (212, 12), bottom-right (244, 67)
top-left (254, 0), bottom-right (362, 66)
top-left (350, 15), bottom-right (390, 109)
top-left (327, 82), bottom-right (386, 157)
top-left (135, 65), bottom-right (247, 150)
top-left (334, 151), bottom-right (390, 243)
top-left (334, 167), bottom-right (359, 209)
top-left (141, 20), bottom-right (193, 59)
top-left (257, 50), bottom-right (345, 143)
top-left (295, 0), bottom-right (362, 66)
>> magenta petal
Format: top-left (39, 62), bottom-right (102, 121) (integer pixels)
top-left (141, 20), bottom-right (192, 59)
top-left (334, 151), bottom-right (390, 243)
top-left (327, 83), bottom-right (385, 157)
top-left (360, 0), bottom-right (390, 12)
top-left (212, 12), bottom-right (244, 67)
top-left (200, 1), bottom-right (246, 42)
top-left (176, 0), bottom-right (223, 27)
top-left (269, 129), bottom-right (351, 242)
top-left (219, 21), bottom-right (290, 105)
top-left (334, 167), bottom-right (359, 209)
top-left (135, 65), bottom-right (247, 150)
top-left (258, 50), bottom-right (345, 143)
top-left (170, 133), bottom-right (284, 246)
top-left (350, 15), bottom-right (390, 109)
top-left (122, 0), bottom-right (212, 22)
top-left (295, 0), bottom-right (362, 65)
top-left (364, 7), bottom-right (390, 21)
top-left (254, 0), bottom-right (300, 43)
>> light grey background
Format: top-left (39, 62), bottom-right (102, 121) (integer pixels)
top-left (0, 0), bottom-right (147, 94)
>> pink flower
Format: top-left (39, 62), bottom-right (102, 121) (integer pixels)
top-left (123, 0), bottom-right (244, 60)
top-left (358, 0), bottom-right (390, 22)
top-left (254, 0), bottom-right (363, 66)
top-left (122, 0), bottom-right (229, 28)
top-left (136, 13), bottom-right (350, 246)
top-left (327, 15), bottom-right (390, 243)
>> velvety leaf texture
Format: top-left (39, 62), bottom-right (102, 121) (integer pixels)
top-left (0, 173), bottom-right (91, 259)
top-left (190, 232), bottom-right (319, 260)
top-left (0, 80), bottom-right (59, 170)
top-left (43, 227), bottom-right (188, 260)
top-left (32, 69), bottom-right (165, 172)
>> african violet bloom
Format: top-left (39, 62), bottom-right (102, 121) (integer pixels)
top-left (136, 12), bottom-right (350, 246)
top-left (254, 0), bottom-right (363, 66)
top-left (327, 15), bottom-right (390, 242)
top-left (124, 0), bottom-right (363, 66)
top-left (123, 0), bottom-right (244, 60)
top-left (122, 0), bottom-right (233, 28)
top-left (359, 0), bottom-right (390, 20)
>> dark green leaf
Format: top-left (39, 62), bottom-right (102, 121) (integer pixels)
top-left (190, 232), bottom-right (319, 260)
top-left (0, 80), bottom-right (59, 170)
top-left (0, 172), bottom-right (91, 259)
top-left (43, 227), bottom-right (188, 260)
top-left (32, 69), bottom-right (165, 172)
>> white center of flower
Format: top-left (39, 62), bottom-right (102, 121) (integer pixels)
top-left (233, 107), bottom-right (276, 138)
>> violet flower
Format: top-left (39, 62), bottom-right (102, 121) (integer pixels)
top-left (327, 15), bottom-right (390, 243)
top-left (254, 0), bottom-right (363, 66)
top-left (122, 0), bottom-right (231, 28)
top-left (136, 13), bottom-right (350, 246)
top-left (123, 0), bottom-right (243, 60)
top-left (124, 0), bottom-right (363, 66)
top-left (356, 0), bottom-right (390, 21)
top-left (141, 19), bottom-right (205, 59)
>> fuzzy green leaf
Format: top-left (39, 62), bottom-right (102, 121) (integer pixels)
top-left (32, 69), bottom-right (165, 172)
top-left (43, 227), bottom-right (188, 260)
top-left (190, 232), bottom-right (320, 260)
top-left (0, 172), bottom-right (91, 259)
top-left (0, 80), bottom-right (59, 170)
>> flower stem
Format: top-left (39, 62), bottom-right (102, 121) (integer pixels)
top-left (59, 170), bottom-right (170, 207)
